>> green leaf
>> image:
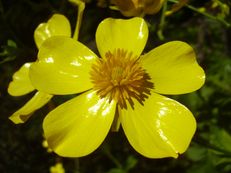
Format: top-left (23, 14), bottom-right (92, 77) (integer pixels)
top-left (125, 156), bottom-right (137, 171)
top-left (107, 168), bottom-right (126, 173)
top-left (186, 145), bottom-right (207, 161)
top-left (210, 127), bottom-right (231, 153)
top-left (186, 161), bottom-right (218, 173)
top-left (7, 40), bottom-right (17, 48)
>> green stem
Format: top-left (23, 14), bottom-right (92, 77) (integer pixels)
top-left (106, 152), bottom-right (123, 168)
top-left (168, 0), bottom-right (231, 27)
top-left (157, 0), bottom-right (168, 40)
top-left (68, 0), bottom-right (85, 40)
top-left (73, 158), bottom-right (81, 173)
top-left (0, 57), bottom-right (16, 64)
top-left (103, 145), bottom-right (123, 168)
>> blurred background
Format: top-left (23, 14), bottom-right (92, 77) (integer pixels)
top-left (0, 0), bottom-right (231, 172)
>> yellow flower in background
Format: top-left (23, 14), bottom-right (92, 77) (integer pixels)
top-left (34, 14), bottom-right (71, 49)
top-left (50, 163), bottom-right (65, 173)
top-left (8, 14), bottom-right (71, 124)
top-left (112, 0), bottom-right (165, 17)
top-left (29, 17), bottom-right (205, 158)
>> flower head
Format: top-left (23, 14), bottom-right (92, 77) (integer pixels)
top-left (112, 0), bottom-right (165, 17)
top-left (50, 163), bottom-right (65, 173)
top-left (30, 17), bottom-right (205, 158)
top-left (90, 48), bottom-right (154, 109)
top-left (8, 14), bottom-right (71, 124)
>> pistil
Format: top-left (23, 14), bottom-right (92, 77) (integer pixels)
top-left (90, 49), bottom-right (153, 109)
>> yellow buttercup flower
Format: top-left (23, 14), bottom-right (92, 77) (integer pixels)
top-left (50, 163), bottom-right (65, 173)
top-left (8, 14), bottom-right (71, 124)
top-left (29, 17), bottom-right (205, 158)
top-left (112, 0), bottom-right (165, 17)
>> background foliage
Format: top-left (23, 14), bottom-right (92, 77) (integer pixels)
top-left (0, 0), bottom-right (231, 172)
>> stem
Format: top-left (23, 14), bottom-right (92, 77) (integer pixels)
top-left (68, 0), bottom-right (85, 40)
top-left (105, 151), bottom-right (123, 168)
top-left (111, 106), bottom-right (121, 132)
top-left (157, 0), bottom-right (168, 40)
top-left (0, 57), bottom-right (16, 64)
top-left (102, 145), bottom-right (123, 168)
top-left (187, 4), bottom-right (230, 27)
top-left (73, 158), bottom-right (81, 173)
top-left (168, 0), bottom-right (231, 27)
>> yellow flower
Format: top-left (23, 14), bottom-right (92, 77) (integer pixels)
top-left (8, 14), bottom-right (71, 124)
top-left (50, 163), bottom-right (65, 173)
top-left (29, 17), bottom-right (205, 158)
top-left (112, 0), bottom-right (165, 17)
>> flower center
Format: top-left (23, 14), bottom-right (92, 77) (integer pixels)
top-left (90, 48), bottom-right (153, 109)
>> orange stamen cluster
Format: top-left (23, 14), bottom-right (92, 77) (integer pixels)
top-left (90, 49), bottom-right (153, 109)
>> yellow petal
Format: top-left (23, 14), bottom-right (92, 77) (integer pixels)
top-left (144, 0), bottom-right (165, 14)
top-left (43, 90), bottom-right (116, 157)
top-left (96, 17), bottom-right (148, 59)
top-left (34, 14), bottom-right (71, 48)
top-left (113, 0), bottom-right (164, 16)
top-left (120, 92), bottom-right (196, 158)
top-left (8, 63), bottom-right (35, 96)
top-left (141, 41), bottom-right (205, 94)
top-left (9, 91), bottom-right (53, 124)
top-left (30, 36), bottom-right (97, 95)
